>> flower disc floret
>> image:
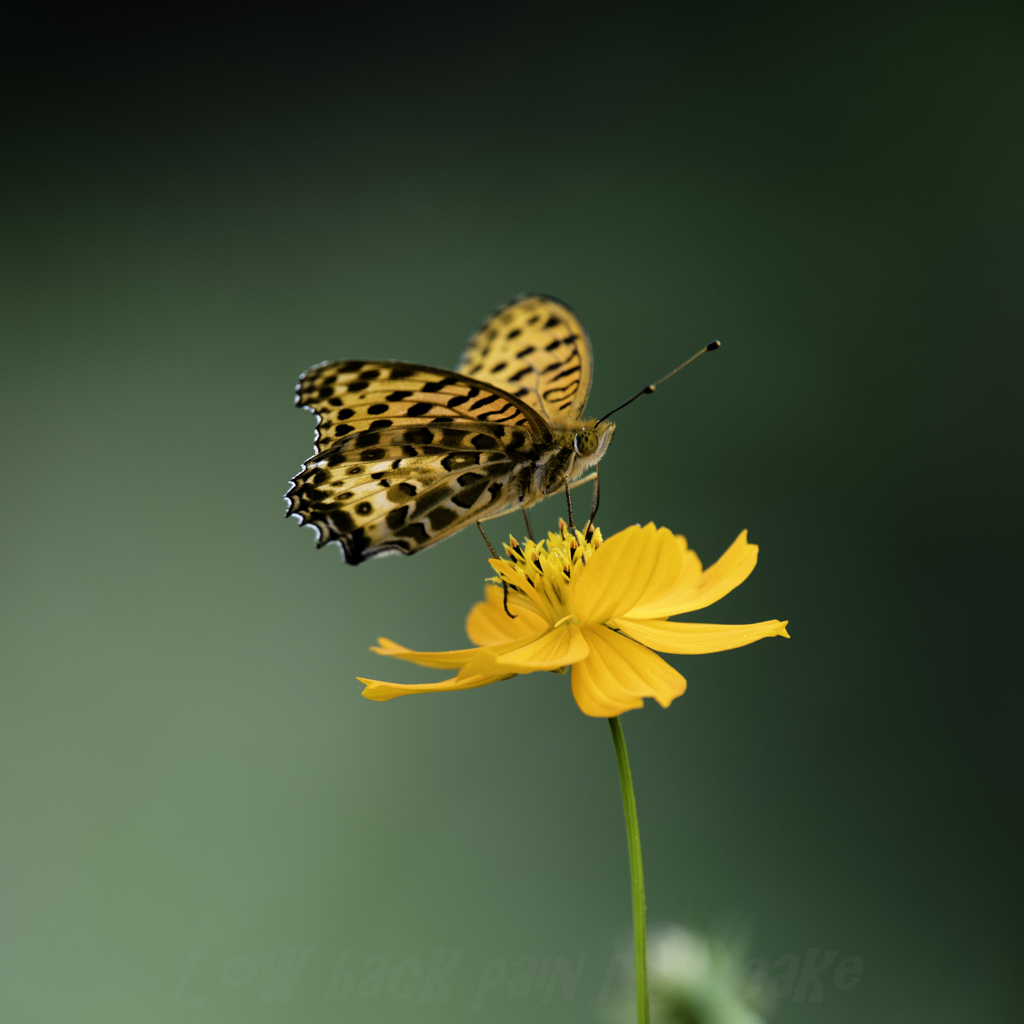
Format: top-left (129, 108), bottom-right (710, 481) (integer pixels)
top-left (491, 521), bottom-right (602, 625)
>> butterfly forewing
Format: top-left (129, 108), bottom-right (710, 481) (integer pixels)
top-left (296, 360), bottom-right (552, 455)
top-left (457, 295), bottom-right (593, 422)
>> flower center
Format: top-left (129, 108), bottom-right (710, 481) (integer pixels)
top-left (493, 519), bottom-right (603, 623)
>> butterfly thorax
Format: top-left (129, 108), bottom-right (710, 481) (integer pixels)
top-left (486, 417), bottom-right (614, 518)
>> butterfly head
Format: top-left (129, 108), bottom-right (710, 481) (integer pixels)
top-left (571, 419), bottom-right (616, 471)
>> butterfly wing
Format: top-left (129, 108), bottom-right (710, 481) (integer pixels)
top-left (286, 420), bottom-right (554, 562)
top-left (287, 361), bottom-right (558, 562)
top-left (457, 295), bottom-right (593, 423)
top-left (295, 359), bottom-right (552, 455)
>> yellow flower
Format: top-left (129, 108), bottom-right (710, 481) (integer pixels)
top-left (359, 522), bottom-right (789, 718)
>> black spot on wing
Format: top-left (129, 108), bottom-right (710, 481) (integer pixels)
top-left (403, 427), bottom-right (434, 445)
top-left (396, 521), bottom-right (430, 546)
top-left (452, 475), bottom-right (490, 509)
top-left (340, 526), bottom-right (371, 564)
top-left (547, 365), bottom-right (579, 383)
top-left (387, 482), bottom-right (418, 501)
top-left (440, 451), bottom-right (482, 471)
top-left (412, 485), bottom-right (454, 518)
top-left (421, 377), bottom-right (459, 393)
top-left (477, 402), bottom-right (521, 423)
top-left (439, 428), bottom-right (469, 448)
top-left (329, 509), bottom-right (356, 534)
top-left (428, 506), bottom-right (458, 530)
top-left (386, 506), bottom-right (409, 529)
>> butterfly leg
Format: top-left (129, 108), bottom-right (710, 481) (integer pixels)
top-left (521, 508), bottom-right (535, 542)
top-left (476, 522), bottom-right (516, 619)
top-left (563, 477), bottom-right (577, 537)
top-left (585, 467), bottom-right (601, 542)
top-left (562, 478), bottom-right (588, 564)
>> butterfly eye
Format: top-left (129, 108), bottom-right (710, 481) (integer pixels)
top-left (574, 429), bottom-right (598, 457)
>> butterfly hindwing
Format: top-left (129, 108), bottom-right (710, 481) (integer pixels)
top-left (286, 421), bottom-right (557, 562)
top-left (457, 295), bottom-right (593, 423)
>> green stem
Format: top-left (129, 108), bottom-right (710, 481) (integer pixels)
top-left (608, 715), bottom-right (649, 1024)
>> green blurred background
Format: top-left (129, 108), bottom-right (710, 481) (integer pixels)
top-left (3, 3), bottom-right (1021, 1021)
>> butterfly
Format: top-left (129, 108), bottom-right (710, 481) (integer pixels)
top-left (285, 295), bottom-right (616, 563)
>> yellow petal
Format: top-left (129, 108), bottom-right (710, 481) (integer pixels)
top-left (472, 622), bottom-right (590, 674)
top-left (627, 530), bottom-right (759, 619)
top-left (674, 539), bottom-right (704, 588)
top-left (466, 585), bottom-right (550, 647)
top-left (569, 625), bottom-right (687, 717)
top-left (610, 617), bottom-right (791, 653)
top-left (359, 671), bottom-right (507, 702)
top-left (574, 523), bottom-right (682, 623)
top-left (370, 636), bottom-right (478, 670)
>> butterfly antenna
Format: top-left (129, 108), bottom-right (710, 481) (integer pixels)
top-left (595, 341), bottom-right (720, 425)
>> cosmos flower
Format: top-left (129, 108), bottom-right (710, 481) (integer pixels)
top-left (359, 521), bottom-right (789, 717)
